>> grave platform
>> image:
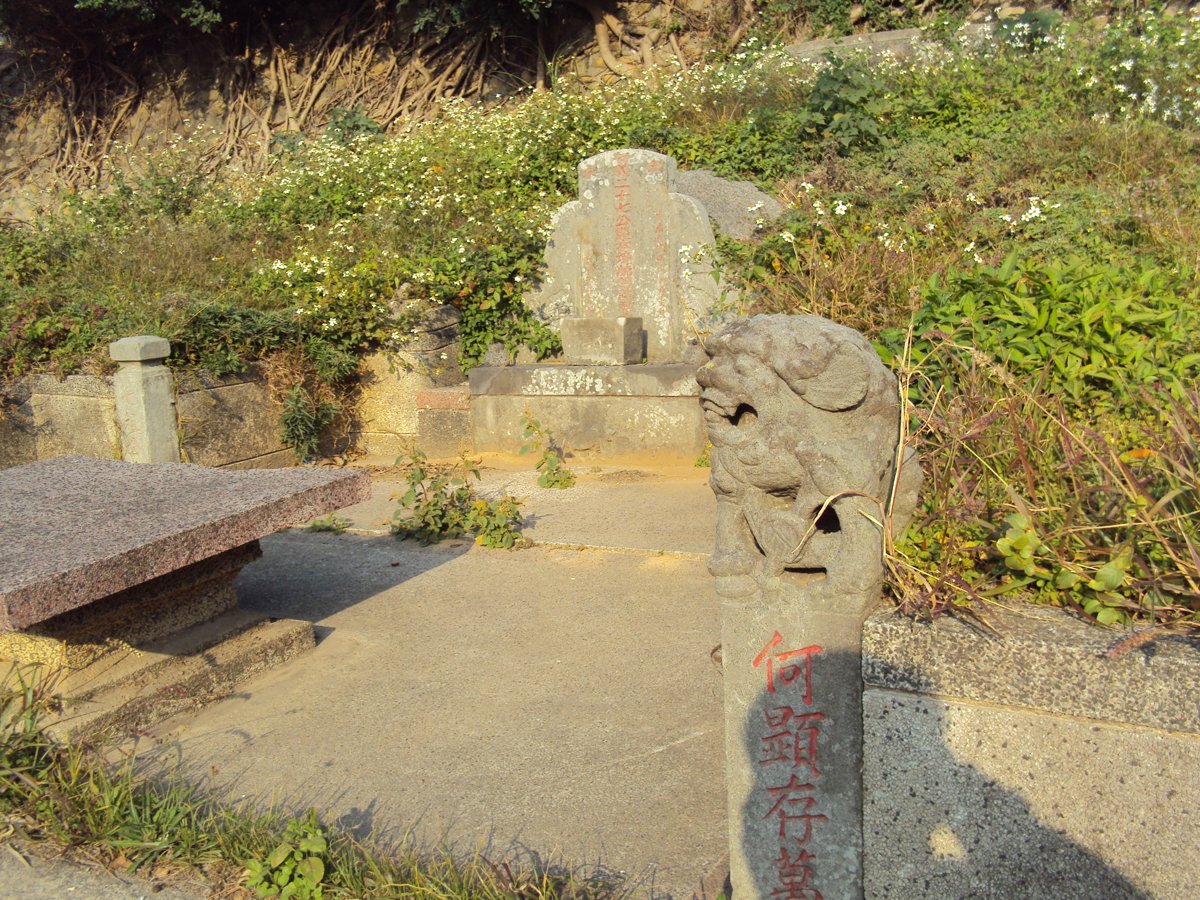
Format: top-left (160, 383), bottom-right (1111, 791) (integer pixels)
top-left (0, 455), bottom-right (370, 737)
top-left (468, 363), bottom-right (706, 465)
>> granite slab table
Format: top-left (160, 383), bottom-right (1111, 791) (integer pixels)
top-left (0, 455), bottom-right (370, 668)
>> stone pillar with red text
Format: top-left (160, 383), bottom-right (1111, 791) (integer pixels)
top-left (697, 314), bottom-right (921, 900)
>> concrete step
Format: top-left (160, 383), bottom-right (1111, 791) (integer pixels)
top-left (48, 609), bottom-right (314, 742)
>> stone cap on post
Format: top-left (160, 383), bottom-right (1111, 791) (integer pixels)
top-left (107, 335), bottom-right (179, 463)
top-left (109, 335), bottom-right (171, 363)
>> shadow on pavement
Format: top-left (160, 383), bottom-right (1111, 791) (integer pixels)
top-left (237, 530), bottom-right (471, 635)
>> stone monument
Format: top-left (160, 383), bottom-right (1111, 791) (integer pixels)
top-left (471, 149), bottom-right (737, 463)
top-left (697, 314), bottom-right (920, 899)
top-left (529, 148), bottom-right (731, 364)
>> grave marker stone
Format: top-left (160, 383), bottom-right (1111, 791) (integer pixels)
top-left (697, 314), bottom-right (921, 899)
top-left (530, 149), bottom-right (731, 363)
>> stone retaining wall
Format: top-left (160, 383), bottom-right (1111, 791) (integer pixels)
top-left (0, 374), bottom-right (119, 468)
top-left (175, 370), bottom-right (292, 468)
top-left (861, 606), bottom-right (1199, 898)
top-left (2, 368), bottom-right (293, 469)
top-left (0, 353), bottom-right (451, 469)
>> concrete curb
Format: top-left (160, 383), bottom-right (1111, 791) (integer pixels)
top-left (864, 606), bottom-right (1200, 734)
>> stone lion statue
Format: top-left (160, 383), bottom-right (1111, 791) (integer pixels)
top-left (696, 314), bottom-right (921, 596)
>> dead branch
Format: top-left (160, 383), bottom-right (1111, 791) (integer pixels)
top-left (727, 0), bottom-right (758, 51)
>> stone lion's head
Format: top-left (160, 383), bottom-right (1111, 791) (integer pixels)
top-left (697, 314), bottom-right (918, 583)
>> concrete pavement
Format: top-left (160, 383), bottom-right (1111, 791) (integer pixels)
top-left (135, 461), bottom-right (729, 898)
top-left (0, 844), bottom-right (206, 899)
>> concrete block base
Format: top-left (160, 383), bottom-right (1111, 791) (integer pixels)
top-left (862, 607), bottom-right (1200, 897)
top-left (417, 409), bottom-right (472, 458)
top-left (863, 690), bottom-right (1197, 899)
top-left (351, 432), bottom-right (409, 464)
top-left (469, 364), bottom-right (704, 464)
top-left (415, 386), bottom-right (472, 458)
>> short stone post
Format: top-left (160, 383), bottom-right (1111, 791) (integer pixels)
top-left (697, 315), bottom-right (920, 899)
top-left (109, 335), bottom-right (181, 464)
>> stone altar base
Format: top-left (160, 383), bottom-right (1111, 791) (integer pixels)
top-left (0, 455), bottom-right (370, 740)
top-left (0, 542), bottom-right (260, 669)
top-left (0, 540), bottom-right (316, 742)
top-left (468, 364), bottom-right (706, 465)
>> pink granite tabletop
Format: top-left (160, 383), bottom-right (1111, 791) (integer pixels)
top-left (0, 456), bottom-right (371, 630)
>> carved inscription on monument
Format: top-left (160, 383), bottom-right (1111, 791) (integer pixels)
top-left (609, 153), bottom-right (635, 316)
top-left (754, 631), bottom-right (828, 899)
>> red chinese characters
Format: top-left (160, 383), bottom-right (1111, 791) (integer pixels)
top-left (761, 706), bottom-right (825, 774)
top-left (754, 631), bottom-right (827, 899)
top-left (611, 156), bottom-right (635, 315)
top-left (753, 632), bottom-right (821, 702)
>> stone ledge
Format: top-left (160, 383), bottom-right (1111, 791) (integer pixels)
top-left (54, 612), bottom-right (315, 742)
top-left (469, 364), bottom-right (700, 398)
top-left (863, 606), bottom-right (1200, 734)
top-left (174, 364), bottom-right (268, 394)
top-left (24, 373), bottom-right (114, 399)
top-left (217, 448), bottom-right (296, 470)
top-left (417, 407), bottom-right (472, 459)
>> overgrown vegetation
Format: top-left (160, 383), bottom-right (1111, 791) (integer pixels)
top-left (0, 666), bottom-right (604, 897)
top-left (2, 10), bottom-right (1199, 626)
top-left (519, 411), bottom-right (576, 489)
top-left (304, 513), bottom-right (351, 534)
top-left (391, 450), bottom-right (524, 548)
top-left (877, 253), bottom-right (1200, 626)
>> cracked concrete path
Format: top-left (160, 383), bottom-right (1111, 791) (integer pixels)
top-left (134, 464), bottom-right (727, 899)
